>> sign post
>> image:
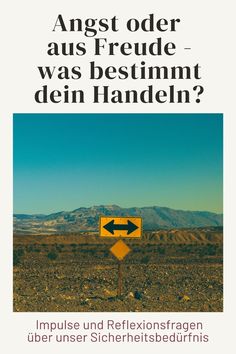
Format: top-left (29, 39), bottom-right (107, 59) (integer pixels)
top-left (99, 216), bottom-right (142, 297)
top-left (118, 261), bottom-right (122, 298)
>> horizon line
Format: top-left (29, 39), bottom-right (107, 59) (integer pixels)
top-left (13, 204), bottom-right (223, 216)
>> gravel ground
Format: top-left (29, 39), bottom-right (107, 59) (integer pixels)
top-left (13, 253), bottom-right (223, 312)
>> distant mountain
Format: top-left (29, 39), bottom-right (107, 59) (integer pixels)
top-left (13, 205), bottom-right (223, 235)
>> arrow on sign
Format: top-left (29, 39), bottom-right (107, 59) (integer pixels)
top-left (103, 219), bottom-right (138, 235)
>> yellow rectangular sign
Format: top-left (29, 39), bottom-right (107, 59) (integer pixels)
top-left (99, 216), bottom-right (142, 238)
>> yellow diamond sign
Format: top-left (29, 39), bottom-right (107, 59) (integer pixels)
top-left (110, 240), bottom-right (131, 261)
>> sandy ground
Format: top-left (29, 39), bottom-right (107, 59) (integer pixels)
top-left (13, 239), bottom-right (223, 312)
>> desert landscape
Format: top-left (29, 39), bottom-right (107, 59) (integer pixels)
top-left (13, 224), bottom-right (223, 312)
top-left (13, 113), bottom-right (223, 312)
top-left (13, 115), bottom-right (223, 312)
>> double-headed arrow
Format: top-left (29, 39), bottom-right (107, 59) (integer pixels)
top-left (103, 219), bottom-right (138, 235)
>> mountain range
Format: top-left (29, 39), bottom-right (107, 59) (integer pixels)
top-left (13, 205), bottom-right (223, 235)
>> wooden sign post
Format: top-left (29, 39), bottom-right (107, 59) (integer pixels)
top-left (99, 217), bottom-right (142, 297)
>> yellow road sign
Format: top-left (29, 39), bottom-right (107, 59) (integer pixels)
top-left (110, 240), bottom-right (131, 261)
top-left (100, 217), bottom-right (142, 238)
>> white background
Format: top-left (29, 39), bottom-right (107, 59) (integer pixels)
top-left (0, 0), bottom-right (236, 353)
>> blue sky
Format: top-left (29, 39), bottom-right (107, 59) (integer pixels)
top-left (13, 114), bottom-right (223, 214)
